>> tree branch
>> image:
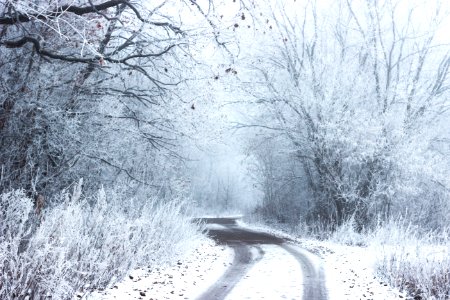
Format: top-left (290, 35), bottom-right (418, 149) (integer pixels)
top-left (0, 0), bottom-right (130, 25)
top-left (2, 36), bottom-right (179, 67)
top-left (0, 0), bottom-right (184, 35)
top-left (2, 36), bottom-right (98, 63)
top-left (84, 154), bottom-right (153, 186)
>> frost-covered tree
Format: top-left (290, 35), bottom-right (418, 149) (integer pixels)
top-left (0, 1), bottom-right (243, 298)
top-left (239, 0), bottom-right (450, 230)
top-left (0, 0), bottom-right (237, 203)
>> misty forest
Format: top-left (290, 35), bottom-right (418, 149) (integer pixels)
top-left (1, 0), bottom-right (449, 299)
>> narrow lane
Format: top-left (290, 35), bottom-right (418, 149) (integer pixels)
top-left (195, 217), bottom-right (327, 300)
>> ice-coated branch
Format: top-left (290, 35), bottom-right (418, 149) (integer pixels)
top-left (2, 36), bottom-right (178, 65)
top-left (0, 0), bottom-right (135, 24)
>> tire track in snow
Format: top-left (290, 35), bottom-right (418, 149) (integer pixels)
top-left (281, 244), bottom-right (328, 300)
top-left (196, 217), bottom-right (327, 300)
top-left (197, 244), bottom-right (260, 300)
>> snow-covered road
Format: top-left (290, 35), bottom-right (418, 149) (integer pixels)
top-left (197, 217), bottom-right (327, 300)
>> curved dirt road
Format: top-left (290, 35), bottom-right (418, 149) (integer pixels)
top-left (196, 218), bottom-right (327, 300)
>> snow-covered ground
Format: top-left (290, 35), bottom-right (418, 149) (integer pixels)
top-left (237, 221), bottom-right (407, 299)
top-left (300, 240), bottom-right (407, 300)
top-left (225, 244), bottom-right (304, 300)
top-left (84, 240), bottom-right (233, 300)
top-left (85, 221), bottom-right (407, 300)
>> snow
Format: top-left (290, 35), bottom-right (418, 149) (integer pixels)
top-left (237, 221), bottom-right (406, 299)
top-left (204, 223), bottom-right (228, 230)
top-left (232, 241), bottom-right (405, 300)
top-left (85, 220), bottom-right (408, 300)
top-left (225, 244), bottom-right (304, 300)
top-left (300, 240), bottom-right (407, 300)
top-left (84, 240), bottom-right (233, 300)
top-left (194, 215), bottom-right (244, 220)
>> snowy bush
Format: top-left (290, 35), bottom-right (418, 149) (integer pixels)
top-left (325, 219), bottom-right (450, 299)
top-left (0, 184), bottom-right (202, 299)
top-left (371, 222), bottom-right (450, 299)
top-left (329, 217), bottom-right (368, 246)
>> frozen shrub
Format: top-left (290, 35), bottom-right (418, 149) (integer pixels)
top-left (0, 185), bottom-right (202, 299)
top-left (0, 190), bottom-right (35, 298)
top-left (371, 222), bottom-right (450, 299)
top-left (329, 217), bottom-right (367, 246)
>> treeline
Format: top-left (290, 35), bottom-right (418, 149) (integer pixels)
top-left (240, 0), bottom-right (450, 232)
